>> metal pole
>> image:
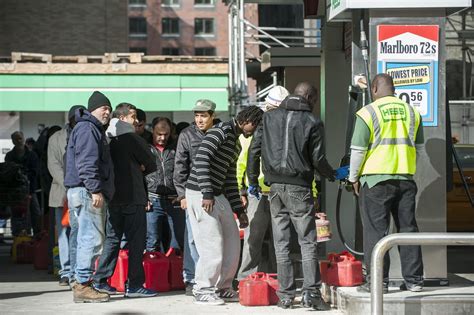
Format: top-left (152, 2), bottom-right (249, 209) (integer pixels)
top-left (239, 0), bottom-right (247, 99)
top-left (228, 6), bottom-right (234, 101)
top-left (243, 19), bottom-right (290, 48)
top-left (233, 8), bottom-right (240, 93)
top-left (461, 13), bottom-right (468, 143)
top-left (371, 233), bottom-right (474, 315)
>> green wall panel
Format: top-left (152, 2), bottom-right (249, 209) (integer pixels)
top-left (0, 74), bottom-right (229, 112)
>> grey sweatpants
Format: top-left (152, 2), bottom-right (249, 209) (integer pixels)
top-left (185, 188), bottom-right (240, 293)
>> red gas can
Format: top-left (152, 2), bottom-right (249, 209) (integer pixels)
top-left (166, 248), bottom-right (185, 290)
top-left (17, 240), bottom-right (35, 264)
top-left (109, 249), bottom-right (129, 292)
top-left (239, 272), bottom-right (271, 306)
top-left (320, 251), bottom-right (363, 287)
top-left (143, 251), bottom-right (170, 292)
top-left (33, 234), bottom-right (48, 270)
top-left (264, 273), bottom-right (279, 305)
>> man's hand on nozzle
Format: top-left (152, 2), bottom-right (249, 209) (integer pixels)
top-left (335, 165), bottom-right (350, 181)
top-left (238, 212), bottom-right (249, 229)
top-left (247, 185), bottom-right (261, 200)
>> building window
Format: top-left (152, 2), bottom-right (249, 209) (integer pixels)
top-left (195, 18), bottom-right (214, 36)
top-left (162, 0), bottom-right (179, 6)
top-left (195, 47), bottom-right (216, 56)
top-left (130, 47), bottom-right (147, 54)
top-left (129, 0), bottom-right (147, 7)
top-left (162, 18), bottom-right (180, 36)
top-left (195, 0), bottom-right (214, 6)
top-left (162, 48), bottom-right (180, 55)
top-left (129, 17), bottom-right (147, 37)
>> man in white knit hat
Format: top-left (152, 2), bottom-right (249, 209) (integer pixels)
top-left (236, 85), bottom-right (289, 281)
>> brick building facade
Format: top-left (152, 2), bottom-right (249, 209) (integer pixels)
top-left (0, 0), bottom-right (128, 56)
top-left (128, 0), bottom-right (258, 57)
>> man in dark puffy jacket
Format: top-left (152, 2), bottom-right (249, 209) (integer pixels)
top-left (173, 99), bottom-right (216, 295)
top-left (146, 117), bottom-right (184, 253)
top-left (261, 82), bottom-right (336, 310)
top-left (93, 103), bottom-right (157, 298)
top-left (64, 91), bottom-right (114, 303)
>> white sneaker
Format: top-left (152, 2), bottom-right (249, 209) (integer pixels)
top-left (194, 292), bottom-right (225, 305)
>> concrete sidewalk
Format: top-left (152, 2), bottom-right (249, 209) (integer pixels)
top-left (0, 242), bottom-right (342, 315)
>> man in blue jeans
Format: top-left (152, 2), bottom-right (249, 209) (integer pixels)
top-left (261, 82), bottom-right (336, 309)
top-left (47, 105), bottom-right (85, 286)
top-left (65, 91), bottom-right (115, 303)
top-left (146, 117), bottom-right (184, 254)
top-left (173, 99), bottom-right (216, 295)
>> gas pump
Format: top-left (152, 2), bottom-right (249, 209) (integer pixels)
top-left (334, 20), bottom-right (372, 257)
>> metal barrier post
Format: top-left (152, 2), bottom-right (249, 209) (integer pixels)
top-left (371, 232), bottom-right (474, 315)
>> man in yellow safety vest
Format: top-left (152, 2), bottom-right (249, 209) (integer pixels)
top-left (349, 73), bottom-right (424, 294)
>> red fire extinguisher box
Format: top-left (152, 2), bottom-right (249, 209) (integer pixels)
top-left (319, 251), bottom-right (363, 287)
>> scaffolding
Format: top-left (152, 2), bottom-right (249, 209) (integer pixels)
top-left (226, 0), bottom-right (321, 112)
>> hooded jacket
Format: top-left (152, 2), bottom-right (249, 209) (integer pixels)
top-left (261, 95), bottom-right (335, 187)
top-left (106, 118), bottom-right (157, 206)
top-left (64, 109), bottom-right (115, 201)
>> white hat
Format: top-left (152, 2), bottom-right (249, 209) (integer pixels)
top-left (265, 85), bottom-right (289, 107)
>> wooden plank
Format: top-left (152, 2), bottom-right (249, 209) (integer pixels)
top-left (0, 62), bottom-right (228, 74)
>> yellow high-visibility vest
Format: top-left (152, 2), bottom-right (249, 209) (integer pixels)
top-left (356, 96), bottom-right (421, 176)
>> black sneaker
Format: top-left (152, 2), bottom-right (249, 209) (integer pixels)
top-left (400, 282), bottom-right (423, 292)
top-left (301, 289), bottom-right (325, 310)
top-left (357, 282), bottom-right (389, 294)
top-left (185, 282), bottom-right (194, 296)
top-left (218, 288), bottom-right (239, 302)
top-left (59, 277), bottom-right (69, 286)
top-left (277, 298), bottom-right (293, 309)
top-left (92, 282), bottom-right (117, 295)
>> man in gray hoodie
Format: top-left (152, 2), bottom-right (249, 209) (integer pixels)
top-left (93, 103), bottom-right (157, 298)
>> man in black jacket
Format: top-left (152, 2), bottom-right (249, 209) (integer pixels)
top-left (93, 103), bottom-right (157, 298)
top-left (146, 117), bottom-right (183, 253)
top-left (173, 99), bottom-right (216, 295)
top-left (261, 82), bottom-right (336, 309)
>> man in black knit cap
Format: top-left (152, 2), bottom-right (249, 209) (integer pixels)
top-left (65, 91), bottom-right (115, 303)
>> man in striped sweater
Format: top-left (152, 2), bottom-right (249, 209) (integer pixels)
top-left (186, 106), bottom-right (264, 305)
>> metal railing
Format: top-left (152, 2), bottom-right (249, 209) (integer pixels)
top-left (371, 232), bottom-right (474, 315)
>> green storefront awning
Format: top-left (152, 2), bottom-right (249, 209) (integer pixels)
top-left (0, 74), bottom-right (229, 112)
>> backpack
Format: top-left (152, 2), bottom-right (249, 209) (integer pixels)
top-left (0, 162), bottom-right (30, 207)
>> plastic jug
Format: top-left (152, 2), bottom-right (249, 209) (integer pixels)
top-left (315, 212), bottom-right (332, 242)
top-left (109, 249), bottom-right (129, 292)
top-left (166, 248), bottom-right (185, 290)
top-left (264, 273), bottom-right (279, 305)
top-left (143, 251), bottom-right (170, 292)
top-left (239, 272), bottom-right (271, 306)
top-left (319, 251), bottom-right (363, 287)
top-left (11, 233), bottom-right (32, 263)
top-left (33, 233), bottom-right (49, 270)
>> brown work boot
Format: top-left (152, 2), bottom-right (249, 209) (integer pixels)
top-left (73, 282), bottom-right (110, 303)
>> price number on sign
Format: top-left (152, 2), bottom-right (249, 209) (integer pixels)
top-left (396, 89), bottom-right (428, 116)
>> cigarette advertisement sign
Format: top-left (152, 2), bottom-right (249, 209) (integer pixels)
top-left (377, 25), bottom-right (439, 126)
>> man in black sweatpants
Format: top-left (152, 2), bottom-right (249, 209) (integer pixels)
top-left (93, 103), bottom-right (157, 298)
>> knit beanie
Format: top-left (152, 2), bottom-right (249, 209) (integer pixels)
top-left (88, 91), bottom-right (112, 113)
top-left (265, 85), bottom-right (289, 111)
